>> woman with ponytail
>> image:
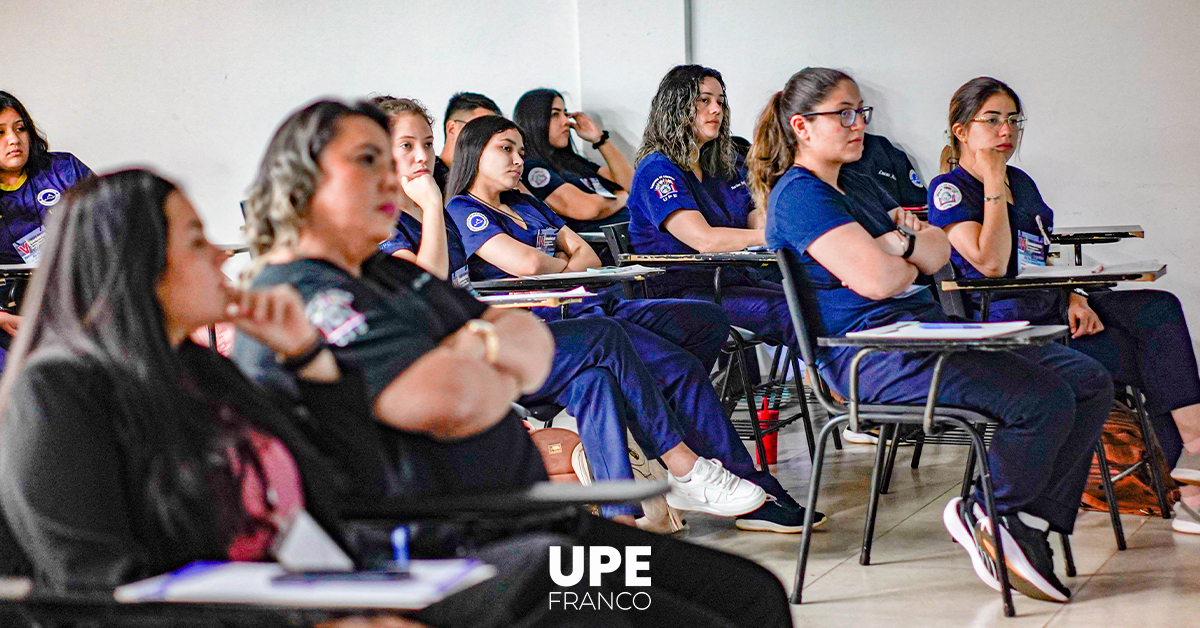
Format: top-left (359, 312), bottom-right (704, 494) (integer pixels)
top-left (760, 67), bottom-right (1114, 604)
top-left (627, 65), bottom-right (804, 358)
top-left (927, 78), bottom-right (1200, 534)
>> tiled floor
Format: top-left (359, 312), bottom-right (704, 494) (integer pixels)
top-left (688, 408), bottom-right (1200, 627)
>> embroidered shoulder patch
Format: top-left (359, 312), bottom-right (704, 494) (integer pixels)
top-left (651, 175), bottom-right (678, 201)
top-left (932, 182), bottom-right (962, 211)
top-left (36, 189), bottom-right (62, 207)
top-left (466, 211), bottom-right (489, 232)
top-left (909, 169), bottom-right (924, 188)
top-left (527, 167), bottom-right (552, 188)
top-left (306, 288), bottom-right (368, 347)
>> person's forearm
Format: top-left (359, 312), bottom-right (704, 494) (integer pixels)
top-left (685, 227), bottom-right (765, 253)
top-left (906, 229), bottom-right (951, 275)
top-left (373, 353), bottom-right (518, 440)
top-left (415, 206), bottom-right (449, 280)
top-left (482, 308), bottom-right (554, 393)
top-left (976, 176), bottom-right (1013, 275)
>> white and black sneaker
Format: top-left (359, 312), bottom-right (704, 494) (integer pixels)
top-left (942, 497), bottom-right (1000, 591)
top-left (974, 509), bottom-right (1071, 603)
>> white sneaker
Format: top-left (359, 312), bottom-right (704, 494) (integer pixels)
top-left (842, 427), bottom-right (879, 445)
top-left (665, 458), bottom-right (767, 517)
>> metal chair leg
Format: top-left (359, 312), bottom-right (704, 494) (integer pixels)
top-left (910, 433), bottom-right (925, 469)
top-left (963, 420), bottom-right (1016, 617)
top-left (734, 337), bottom-right (769, 472)
top-left (791, 352), bottom-right (817, 462)
top-left (1060, 534), bottom-right (1076, 578)
top-left (1132, 387), bottom-right (1172, 518)
top-left (791, 416), bottom-right (848, 604)
top-left (961, 445), bottom-right (978, 501)
top-left (1094, 437), bottom-right (1127, 550)
top-left (880, 425), bottom-right (903, 494)
top-left (861, 424), bottom-right (895, 566)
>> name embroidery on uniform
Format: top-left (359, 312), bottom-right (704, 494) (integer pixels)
top-left (651, 175), bottom-right (678, 201)
top-left (932, 182), bottom-right (962, 211)
top-left (466, 212), bottom-right (489, 232)
top-left (306, 288), bottom-right (369, 347)
top-left (527, 167), bottom-right (552, 189)
top-left (909, 169), bottom-right (924, 188)
top-left (36, 189), bottom-right (61, 207)
top-left (877, 170), bottom-right (897, 181)
top-left (730, 180), bottom-right (747, 190)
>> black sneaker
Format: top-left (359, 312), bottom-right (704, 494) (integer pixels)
top-left (942, 497), bottom-right (1000, 591)
top-left (735, 494), bottom-right (828, 533)
top-left (975, 511), bottom-right (1070, 603)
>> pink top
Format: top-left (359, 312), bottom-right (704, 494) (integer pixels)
top-left (225, 428), bottom-right (306, 561)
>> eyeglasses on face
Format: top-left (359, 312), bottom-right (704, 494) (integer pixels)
top-left (801, 106), bottom-right (873, 128)
top-left (972, 115), bottom-right (1026, 131)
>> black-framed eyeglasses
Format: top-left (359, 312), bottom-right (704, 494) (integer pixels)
top-left (801, 106), bottom-right (873, 128)
top-left (972, 115), bottom-right (1026, 131)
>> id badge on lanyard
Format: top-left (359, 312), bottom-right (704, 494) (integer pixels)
top-left (535, 228), bottom-right (558, 256)
top-left (1016, 229), bottom-right (1046, 271)
top-left (13, 226), bottom-right (45, 264)
top-left (587, 177), bottom-right (617, 199)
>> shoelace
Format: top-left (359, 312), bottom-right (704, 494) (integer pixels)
top-left (692, 459), bottom-right (743, 494)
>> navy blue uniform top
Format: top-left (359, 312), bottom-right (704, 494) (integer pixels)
top-left (521, 157), bottom-right (628, 232)
top-left (843, 134), bottom-right (927, 208)
top-left (0, 152), bottom-right (92, 264)
top-left (627, 151), bottom-right (756, 289)
top-left (926, 165), bottom-right (1062, 322)
top-left (433, 157), bottom-right (450, 192)
top-left (446, 191), bottom-right (567, 282)
top-left (377, 210), bottom-right (473, 289)
top-left (765, 166), bottom-right (938, 364)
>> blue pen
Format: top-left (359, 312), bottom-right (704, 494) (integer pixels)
top-left (391, 526), bottom-right (410, 572)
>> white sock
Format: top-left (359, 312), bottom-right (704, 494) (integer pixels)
top-left (1017, 511), bottom-right (1051, 532)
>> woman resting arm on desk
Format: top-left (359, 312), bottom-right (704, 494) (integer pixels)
top-left (927, 77), bottom-right (1200, 524)
top-left (754, 67), bottom-right (1114, 603)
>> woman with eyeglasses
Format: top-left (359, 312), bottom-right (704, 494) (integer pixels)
top-left (927, 77), bottom-right (1200, 533)
top-left (512, 88), bottom-right (630, 233)
top-left (627, 65), bottom-right (819, 358)
top-left (753, 67), bottom-right (1114, 603)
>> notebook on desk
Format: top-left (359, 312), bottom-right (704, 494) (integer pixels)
top-left (114, 560), bottom-right (495, 610)
top-left (847, 321), bottom-right (1031, 340)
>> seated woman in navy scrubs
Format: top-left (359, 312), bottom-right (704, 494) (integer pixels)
top-left (370, 96), bottom-right (779, 526)
top-left (444, 114), bottom-right (823, 532)
top-left (513, 88), bottom-right (630, 233)
top-left (627, 66), bottom-right (802, 355)
top-left (927, 77), bottom-right (1200, 533)
top-left (0, 91), bottom-right (93, 365)
top-left (754, 67), bottom-right (1114, 603)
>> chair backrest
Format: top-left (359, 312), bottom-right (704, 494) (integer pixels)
top-left (774, 247), bottom-right (844, 415)
top-left (931, 262), bottom-right (968, 319)
top-left (601, 221), bottom-right (632, 259)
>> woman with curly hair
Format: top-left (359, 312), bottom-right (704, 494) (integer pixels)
top-left (627, 65), bottom-right (803, 360)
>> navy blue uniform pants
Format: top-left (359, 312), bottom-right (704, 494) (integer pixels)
top-left (1068, 290), bottom-right (1200, 466)
top-left (522, 317), bottom-right (788, 517)
top-left (645, 271), bottom-right (801, 354)
top-left (823, 341), bottom-right (1113, 534)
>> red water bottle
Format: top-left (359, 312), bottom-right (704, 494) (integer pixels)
top-left (756, 398), bottom-right (779, 465)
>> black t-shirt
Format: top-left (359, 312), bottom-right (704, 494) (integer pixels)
top-left (843, 133), bottom-right (927, 208)
top-left (232, 253), bottom-right (547, 496)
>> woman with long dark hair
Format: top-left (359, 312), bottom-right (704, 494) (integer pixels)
top-left (926, 77), bottom-right (1200, 533)
top-left (627, 65), bottom-right (805, 365)
top-left (443, 114), bottom-right (827, 532)
top-left (0, 91), bottom-right (94, 360)
top-left (752, 67), bottom-right (1113, 603)
top-left (0, 169), bottom-right (390, 605)
top-left (232, 98), bottom-right (794, 628)
top-left (513, 88), bottom-right (630, 231)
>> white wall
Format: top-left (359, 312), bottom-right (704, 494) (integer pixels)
top-left (5, 0), bottom-right (580, 244)
top-left (8, 0), bottom-right (1200, 345)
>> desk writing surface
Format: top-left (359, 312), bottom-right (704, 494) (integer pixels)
top-left (820, 324), bottom-right (1068, 350)
top-left (941, 263), bottom-right (1165, 293)
top-left (618, 252), bottom-right (776, 266)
